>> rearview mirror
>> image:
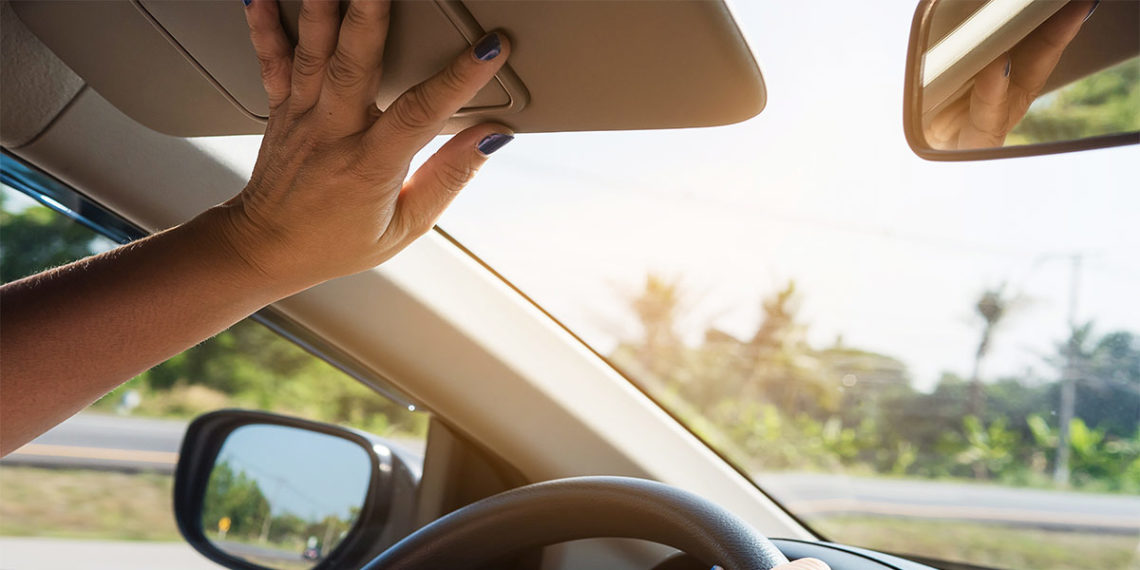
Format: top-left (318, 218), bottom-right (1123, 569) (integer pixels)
top-left (174, 410), bottom-right (419, 570)
top-left (904, 0), bottom-right (1139, 160)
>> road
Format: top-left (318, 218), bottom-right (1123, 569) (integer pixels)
top-left (2, 413), bottom-right (1137, 533)
top-left (759, 472), bottom-right (1140, 533)
top-left (0, 537), bottom-right (217, 570)
top-left (2, 413), bottom-right (185, 473)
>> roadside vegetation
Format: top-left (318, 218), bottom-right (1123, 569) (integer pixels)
top-left (1009, 56), bottom-right (1140, 146)
top-left (609, 274), bottom-right (1139, 570)
top-left (811, 516), bottom-right (1138, 570)
top-left (610, 276), bottom-right (1140, 493)
top-left (1, 188), bottom-right (426, 439)
top-left (0, 466), bottom-right (177, 541)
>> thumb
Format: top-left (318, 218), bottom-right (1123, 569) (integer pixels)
top-left (391, 124), bottom-right (514, 243)
top-left (773, 558), bottom-right (831, 570)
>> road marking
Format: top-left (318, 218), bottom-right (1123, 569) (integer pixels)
top-left (8, 444), bottom-right (178, 465)
top-left (787, 497), bottom-right (1140, 530)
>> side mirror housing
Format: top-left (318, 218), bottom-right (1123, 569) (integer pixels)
top-left (173, 410), bottom-right (419, 570)
top-left (903, 0), bottom-right (1139, 160)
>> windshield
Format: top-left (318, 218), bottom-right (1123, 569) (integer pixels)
top-left (194, 2), bottom-right (1139, 569)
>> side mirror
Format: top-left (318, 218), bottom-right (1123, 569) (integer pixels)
top-left (904, 0), bottom-right (1139, 160)
top-left (173, 410), bottom-right (418, 570)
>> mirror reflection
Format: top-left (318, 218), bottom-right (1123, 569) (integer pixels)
top-left (919, 0), bottom-right (1138, 150)
top-left (202, 424), bottom-right (372, 570)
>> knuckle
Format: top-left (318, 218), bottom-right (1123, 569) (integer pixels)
top-left (432, 160), bottom-right (476, 193)
top-left (341, 5), bottom-right (373, 30)
top-left (436, 63), bottom-right (470, 94)
top-left (257, 56), bottom-right (284, 79)
top-left (292, 46), bottom-right (326, 77)
top-left (298, 2), bottom-right (330, 25)
top-left (326, 53), bottom-right (369, 91)
top-left (388, 87), bottom-right (438, 134)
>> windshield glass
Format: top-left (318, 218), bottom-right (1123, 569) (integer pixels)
top-left (194, 2), bottom-right (1139, 569)
top-left (437, 3), bottom-right (1140, 569)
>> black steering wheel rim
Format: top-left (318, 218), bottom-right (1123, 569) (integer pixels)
top-left (362, 476), bottom-right (790, 570)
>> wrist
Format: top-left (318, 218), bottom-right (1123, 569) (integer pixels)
top-left (186, 204), bottom-right (313, 301)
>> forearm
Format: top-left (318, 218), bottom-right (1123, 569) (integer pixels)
top-left (1, 0), bottom-right (514, 456)
top-left (0, 206), bottom-right (299, 455)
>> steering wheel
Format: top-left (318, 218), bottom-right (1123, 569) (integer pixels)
top-left (361, 476), bottom-right (791, 570)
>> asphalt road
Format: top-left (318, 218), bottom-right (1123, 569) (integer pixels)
top-left (3, 413), bottom-right (1137, 533)
top-left (1, 413), bottom-right (185, 473)
top-left (759, 472), bottom-right (1140, 533)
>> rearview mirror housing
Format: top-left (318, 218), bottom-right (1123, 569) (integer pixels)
top-left (903, 0), bottom-right (1139, 161)
top-left (173, 410), bottom-right (419, 570)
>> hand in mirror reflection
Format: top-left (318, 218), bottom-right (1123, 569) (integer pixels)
top-left (926, 0), bottom-right (1098, 150)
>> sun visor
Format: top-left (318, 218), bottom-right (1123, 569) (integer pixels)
top-left (10, 0), bottom-right (765, 137)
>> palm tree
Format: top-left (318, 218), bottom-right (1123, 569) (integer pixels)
top-left (969, 285), bottom-right (1011, 417)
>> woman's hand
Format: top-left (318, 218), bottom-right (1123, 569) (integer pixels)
top-left (925, 0), bottom-right (1096, 150)
top-left (220, 0), bottom-right (514, 293)
top-left (774, 559), bottom-right (829, 570)
top-left (0, 0), bottom-right (515, 455)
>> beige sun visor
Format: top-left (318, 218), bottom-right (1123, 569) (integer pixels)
top-left (10, 0), bottom-right (766, 137)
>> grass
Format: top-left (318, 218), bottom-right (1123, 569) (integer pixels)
top-left (0, 465), bottom-right (179, 541)
top-left (4, 465), bottom-right (1138, 570)
top-left (810, 515), bottom-right (1140, 570)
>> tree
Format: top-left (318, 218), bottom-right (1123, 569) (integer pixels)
top-left (969, 285), bottom-right (1012, 416)
top-left (0, 194), bottom-right (102, 283)
top-left (626, 274), bottom-right (686, 378)
top-left (202, 460), bottom-right (270, 540)
top-left (1009, 58), bottom-right (1140, 144)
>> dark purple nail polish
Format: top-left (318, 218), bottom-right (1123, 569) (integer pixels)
top-left (242, 0), bottom-right (252, 6)
top-left (477, 133), bottom-right (513, 156)
top-left (473, 33), bottom-right (502, 62)
top-left (1003, 55), bottom-right (1011, 77)
top-left (1083, 0), bottom-right (1100, 22)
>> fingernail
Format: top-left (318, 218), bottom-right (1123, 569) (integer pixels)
top-left (1083, 0), bottom-right (1100, 22)
top-left (477, 133), bottom-right (513, 156)
top-left (1003, 54), bottom-right (1011, 77)
top-left (242, 0), bottom-right (252, 6)
top-left (473, 33), bottom-right (502, 62)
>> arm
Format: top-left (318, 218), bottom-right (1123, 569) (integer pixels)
top-left (0, 0), bottom-right (514, 455)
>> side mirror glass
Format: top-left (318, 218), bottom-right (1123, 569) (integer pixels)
top-left (904, 0), bottom-right (1139, 160)
top-left (174, 410), bottom-right (418, 570)
top-left (202, 424), bottom-right (371, 568)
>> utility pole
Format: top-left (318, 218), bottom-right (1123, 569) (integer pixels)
top-left (1053, 254), bottom-right (1082, 486)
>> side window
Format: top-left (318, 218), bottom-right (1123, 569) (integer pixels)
top-left (0, 179), bottom-right (425, 565)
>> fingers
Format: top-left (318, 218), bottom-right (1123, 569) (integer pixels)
top-left (244, 0), bottom-right (293, 110)
top-left (1007, 0), bottom-right (1092, 125)
top-left (290, 0), bottom-right (341, 112)
top-left (958, 54), bottom-right (1012, 149)
top-left (362, 32), bottom-right (511, 170)
top-left (389, 124), bottom-right (513, 244)
top-left (926, 95), bottom-right (970, 150)
top-left (777, 558), bottom-right (831, 570)
top-left (318, 0), bottom-right (391, 130)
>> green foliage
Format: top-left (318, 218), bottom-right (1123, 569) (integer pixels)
top-left (614, 272), bottom-right (1140, 493)
top-left (202, 461), bottom-right (270, 539)
top-left (1, 186), bottom-right (426, 438)
top-left (0, 194), bottom-right (111, 282)
top-left (1009, 57), bottom-right (1140, 145)
top-left (956, 416), bottom-right (1021, 479)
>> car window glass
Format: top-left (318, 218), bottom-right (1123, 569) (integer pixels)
top-left (424, 4), bottom-right (1139, 569)
top-left (0, 182), bottom-right (425, 568)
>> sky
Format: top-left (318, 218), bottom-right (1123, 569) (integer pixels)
top-left (193, 0), bottom-right (1139, 393)
top-left (212, 424), bottom-right (372, 522)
